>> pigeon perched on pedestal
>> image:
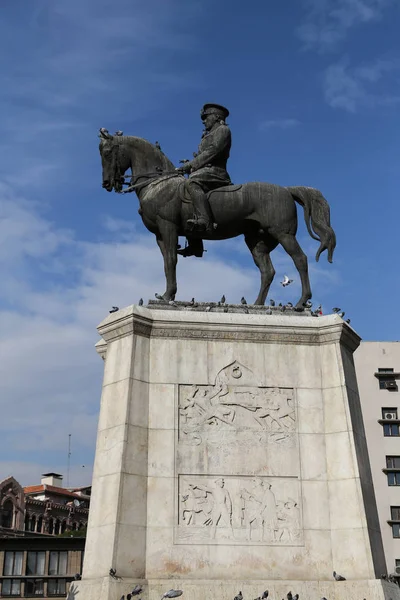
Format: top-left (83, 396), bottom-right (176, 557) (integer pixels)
top-left (131, 585), bottom-right (143, 596)
top-left (333, 570), bottom-right (346, 581)
top-left (161, 590), bottom-right (183, 600)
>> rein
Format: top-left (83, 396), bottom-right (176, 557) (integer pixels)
top-left (120, 171), bottom-right (181, 194)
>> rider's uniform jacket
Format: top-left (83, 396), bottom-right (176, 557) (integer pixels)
top-left (189, 123), bottom-right (231, 183)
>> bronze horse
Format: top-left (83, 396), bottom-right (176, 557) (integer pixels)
top-left (99, 129), bottom-right (336, 309)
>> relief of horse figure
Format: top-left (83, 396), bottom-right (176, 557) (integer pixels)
top-left (99, 129), bottom-right (336, 309)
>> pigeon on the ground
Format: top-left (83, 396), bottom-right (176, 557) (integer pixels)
top-left (261, 592), bottom-right (268, 599)
top-left (234, 592), bottom-right (243, 600)
top-left (281, 275), bottom-right (293, 287)
top-left (109, 307), bottom-right (119, 313)
top-left (131, 585), bottom-right (143, 596)
top-left (287, 593), bottom-right (293, 600)
top-left (269, 299), bottom-right (275, 307)
top-left (220, 295), bottom-right (226, 304)
top-left (161, 590), bottom-right (183, 600)
top-left (241, 297), bottom-right (247, 305)
top-left (333, 570), bottom-right (346, 581)
top-left (109, 568), bottom-right (116, 578)
top-left (138, 298), bottom-right (143, 306)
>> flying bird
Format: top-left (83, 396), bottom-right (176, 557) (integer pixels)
top-left (109, 307), bottom-right (119, 313)
top-left (281, 275), bottom-right (293, 287)
top-left (333, 571), bottom-right (346, 581)
top-left (269, 299), bottom-right (275, 307)
top-left (138, 298), bottom-right (143, 306)
top-left (241, 297), bottom-right (247, 305)
top-left (131, 585), bottom-right (143, 596)
top-left (161, 590), bottom-right (183, 600)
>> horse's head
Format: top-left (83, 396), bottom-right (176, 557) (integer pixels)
top-left (99, 128), bottom-right (128, 193)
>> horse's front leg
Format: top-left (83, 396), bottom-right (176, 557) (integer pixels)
top-left (156, 220), bottom-right (178, 302)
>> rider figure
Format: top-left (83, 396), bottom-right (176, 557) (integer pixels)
top-left (177, 103), bottom-right (231, 257)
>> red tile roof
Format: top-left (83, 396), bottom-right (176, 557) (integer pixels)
top-left (23, 485), bottom-right (84, 499)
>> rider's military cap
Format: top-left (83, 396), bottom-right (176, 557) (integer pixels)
top-left (201, 103), bottom-right (229, 119)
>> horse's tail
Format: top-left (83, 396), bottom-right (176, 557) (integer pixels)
top-left (287, 186), bottom-right (336, 263)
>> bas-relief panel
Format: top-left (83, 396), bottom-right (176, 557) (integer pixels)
top-left (176, 361), bottom-right (299, 477)
top-left (175, 475), bottom-right (303, 546)
top-left (174, 361), bottom-right (303, 546)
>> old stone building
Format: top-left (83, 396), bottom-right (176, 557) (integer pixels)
top-left (0, 473), bottom-right (90, 537)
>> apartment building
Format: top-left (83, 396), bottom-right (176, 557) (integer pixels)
top-left (355, 341), bottom-right (400, 576)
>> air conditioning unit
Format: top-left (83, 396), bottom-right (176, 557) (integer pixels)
top-left (383, 411), bottom-right (397, 420)
top-left (387, 381), bottom-right (398, 390)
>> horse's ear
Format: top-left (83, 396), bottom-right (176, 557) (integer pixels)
top-left (99, 128), bottom-right (113, 141)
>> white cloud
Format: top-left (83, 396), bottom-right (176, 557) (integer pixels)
top-left (259, 119), bottom-right (300, 131)
top-left (298, 0), bottom-right (392, 50)
top-left (323, 59), bottom-right (400, 111)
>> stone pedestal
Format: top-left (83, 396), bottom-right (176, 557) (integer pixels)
top-left (75, 306), bottom-right (399, 600)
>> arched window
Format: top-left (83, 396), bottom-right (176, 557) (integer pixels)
top-left (54, 519), bottom-right (60, 535)
top-left (30, 515), bottom-right (36, 532)
top-left (24, 513), bottom-right (29, 531)
top-left (1, 500), bottom-right (14, 528)
top-left (37, 516), bottom-right (43, 533)
top-left (72, 522), bottom-right (77, 531)
top-left (61, 521), bottom-right (67, 534)
top-left (48, 518), bottom-right (54, 535)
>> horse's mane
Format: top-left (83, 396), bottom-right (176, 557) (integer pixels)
top-left (114, 135), bottom-right (175, 172)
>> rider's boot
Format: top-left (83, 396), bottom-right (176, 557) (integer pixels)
top-left (186, 183), bottom-right (213, 234)
top-left (177, 238), bottom-right (204, 258)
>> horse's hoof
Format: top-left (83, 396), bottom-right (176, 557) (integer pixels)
top-left (155, 293), bottom-right (167, 302)
top-left (294, 304), bottom-right (305, 312)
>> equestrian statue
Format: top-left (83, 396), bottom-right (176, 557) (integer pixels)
top-left (99, 103), bottom-right (336, 310)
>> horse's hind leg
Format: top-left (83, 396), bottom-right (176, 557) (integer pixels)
top-left (245, 233), bottom-right (277, 305)
top-left (275, 232), bottom-right (311, 310)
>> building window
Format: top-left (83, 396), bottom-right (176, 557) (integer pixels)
top-left (1, 579), bottom-right (21, 596)
top-left (391, 506), bottom-right (400, 520)
top-left (379, 368), bottom-right (395, 373)
top-left (26, 551), bottom-right (45, 576)
top-left (47, 579), bottom-right (66, 597)
top-left (387, 456), bottom-right (400, 468)
top-left (3, 552), bottom-right (23, 576)
top-left (25, 578), bottom-right (44, 597)
top-left (388, 472), bottom-right (400, 485)
top-left (384, 423), bottom-right (400, 436)
top-left (48, 551), bottom-right (67, 576)
top-left (393, 524), bottom-right (400, 538)
top-left (1, 499), bottom-right (14, 528)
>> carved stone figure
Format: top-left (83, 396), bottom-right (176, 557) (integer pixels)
top-left (240, 478), bottom-right (278, 542)
top-left (99, 111), bottom-right (336, 309)
top-left (189, 478), bottom-right (234, 540)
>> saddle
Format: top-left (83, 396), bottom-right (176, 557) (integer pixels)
top-left (178, 181), bottom-right (242, 204)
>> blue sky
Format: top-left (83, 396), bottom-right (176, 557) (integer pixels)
top-left (1, 0), bottom-right (400, 486)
